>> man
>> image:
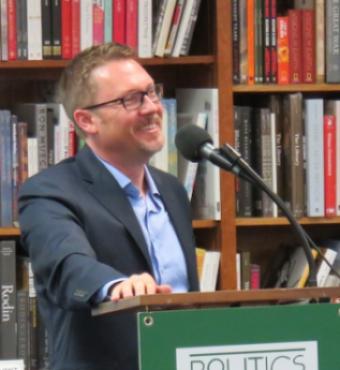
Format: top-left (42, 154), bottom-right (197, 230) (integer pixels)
top-left (18, 43), bottom-right (198, 370)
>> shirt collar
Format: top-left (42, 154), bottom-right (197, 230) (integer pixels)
top-left (95, 154), bottom-right (160, 198)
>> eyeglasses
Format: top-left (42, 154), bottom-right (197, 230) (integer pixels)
top-left (83, 83), bottom-right (163, 111)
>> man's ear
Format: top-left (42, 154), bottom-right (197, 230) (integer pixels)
top-left (73, 109), bottom-right (98, 135)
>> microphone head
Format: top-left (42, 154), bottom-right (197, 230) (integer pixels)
top-left (175, 124), bottom-right (213, 162)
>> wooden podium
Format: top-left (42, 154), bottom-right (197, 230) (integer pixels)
top-left (92, 287), bottom-right (340, 370)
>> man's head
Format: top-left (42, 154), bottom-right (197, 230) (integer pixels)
top-left (57, 43), bottom-right (164, 167)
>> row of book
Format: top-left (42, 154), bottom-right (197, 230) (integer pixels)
top-left (0, 104), bottom-right (75, 227)
top-left (0, 0), bottom-right (202, 61)
top-left (236, 250), bottom-right (261, 290)
top-left (232, 0), bottom-right (340, 84)
top-left (272, 239), bottom-right (340, 289)
top-left (0, 240), bottom-right (48, 370)
top-left (234, 94), bottom-right (340, 219)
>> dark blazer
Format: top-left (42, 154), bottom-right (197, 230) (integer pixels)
top-left (18, 146), bottom-right (199, 370)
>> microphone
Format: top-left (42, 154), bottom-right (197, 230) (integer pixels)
top-left (175, 124), bottom-right (317, 287)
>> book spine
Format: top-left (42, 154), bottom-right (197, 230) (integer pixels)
top-left (16, 290), bottom-right (30, 368)
top-left (1, 0), bottom-right (8, 61)
top-left (41, 0), bottom-right (52, 59)
top-left (51, 0), bottom-right (62, 58)
top-left (164, 0), bottom-right (185, 56)
top-left (179, 0), bottom-right (202, 56)
top-left (61, 0), bottom-right (72, 59)
top-left (277, 16), bottom-right (289, 84)
top-left (254, 0), bottom-right (263, 83)
top-left (27, 0), bottom-right (43, 60)
top-left (324, 114), bottom-right (337, 217)
top-left (104, 0), bottom-right (112, 43)
top-left (17, 121), bottom-right (29, 186)
top-left (7, 0), bottom-right (17, 60)
top-left (326, 0), bottom-right (340, 83)
top-left (232, 0), bottom-right (240, 83)
top-left (246, 0), bottom-right (255, 84)
top-left (71, 0), bottom-right (80, 55)
top-left (0, 110), bottom-right (13, 226)
top-left (288, 9), bottom-right (302, 83)
top-left (270, 0), bottom-right (277, 83)
top-left (36, 104), bottom-right (49, 171)
top-left (301, 9), bottom-right (316, 83)
top-left (305, 99), bottom-right (325, 217)
top-left (113, 0), bottom-right (126, 44)
top-left (0, 240), bottom-right (17, 359)
top-left (315, 0), bottom-right (325, 82)
top-left (92, 0), bottom-right (104, 46)
top-left (263, 0), bottom-right (270, 83)
top-left (125, 0), bottom-right (138, 50)
top-left (137, 0), bottom-right (152, 58)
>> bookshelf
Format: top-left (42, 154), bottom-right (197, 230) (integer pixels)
top-left (5, 0), bottom-right (339, 294)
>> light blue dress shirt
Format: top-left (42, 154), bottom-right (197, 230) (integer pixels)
top-left (96, 157), bottom-right (189, 301)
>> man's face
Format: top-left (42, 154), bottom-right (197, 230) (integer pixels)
top-left (84, 59), bottom-right (164, 165)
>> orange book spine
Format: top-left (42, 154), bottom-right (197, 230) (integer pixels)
top-left (277, 16), bottom-right (289, 84)
top-left (247, 0), bottom-right (255, 84)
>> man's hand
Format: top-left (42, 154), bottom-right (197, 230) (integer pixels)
top-left (109, 273), bottom-right (172, 301)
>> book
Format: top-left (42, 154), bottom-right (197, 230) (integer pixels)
top-left (1, 0), bottom-right (8, 61)
top-left (240, 250), bottom-right (251, 290)
top-left (199, 250), bottom-right (220, 292)
top-left (153, 0), bottom-right (177, 57)
top-left (164, 0), bottom-right (186, 56)
top-left (125, 0), bottom-right (138, 50)
top-left (315, 0), bottom-right (325, 82)
top-left (16, 290), bottom-right (30, 368)
top-left (92, 0), bottom-right (104, 46)
top-left (104, 0), bottom-right (112, 43)
top-left (326, 0), bottom-right (340, 83)
top-left (61, 0), bottom-right (72, 59)
top-left (176, 88), bottom-right (220, 220)
top-left (16, 0), bottom-right (28, 59)
top-left (0, 110), bottom-right (13, 226)
top-left (323, 114), bottom-right (337, 218)
top-left (288, 9), bottom-right (302, 83)
top-left (301, 9), bottom-right (315, 83)
top-left (277, 16), bottom-right (289, 84)
top-left (137, 0), bottom-right (153, 58)
top-left (305, 98), bottom-right (325, 217)
top-left (41, 0), bottom-right (52, 59)
top-left (27, 0), bottom-right (43, 60)
top-left (0, 240), bottom-right (17, 359)
top-left (0, 360), bottom-right (24, 370)
top-left (317, 247), bottom-right (338, 287)
top-left (177, 111), bottom-right (208, 200)
top-left (15, 103), bottom-right (48, 172)
top-left (71, 0), bottom-right (80, 55)
top-left (80, 0), bottom-right (93, 51)
top-left (51, 0), bottom-right (62, 58)
top-left (113, 0), bottom-right (126, 44)
top-left (7, 0), bottom-right (17, 60)
top-left (162, 98), bottom-right (177, 177)
top-left (232, 0), bottom-right (240, 83)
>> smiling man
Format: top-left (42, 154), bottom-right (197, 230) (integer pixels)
top-left (18, 43), bottom-right (198, 370)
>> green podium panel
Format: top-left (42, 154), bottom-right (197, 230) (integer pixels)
top-left (138, 303), bottom-right (340, 370)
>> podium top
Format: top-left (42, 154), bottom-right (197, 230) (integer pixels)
top-left (91, 286), bottom-right (340, 316)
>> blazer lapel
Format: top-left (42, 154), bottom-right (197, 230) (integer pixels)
top-left (75, 147), bottom-right (152, 269)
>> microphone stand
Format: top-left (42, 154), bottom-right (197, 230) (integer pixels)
top-left (217, 144), bottom-right (317, 287)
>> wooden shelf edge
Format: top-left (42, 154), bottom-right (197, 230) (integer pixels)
top-left (233, 83), bottom-right (340, 93)
top-left (236, 217), bottom-right (340, 227)
top-left (0, 55), bottom-right (215, 70)
top-left (0, 227), bottom-right (21, 237)
top-left (0, 221), bottom-right (217, 237)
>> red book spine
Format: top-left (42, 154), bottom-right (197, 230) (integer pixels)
top-left (126, 0), bottom-right (137, 50)
top-left (68, 123), bottom-right (76, 157)
top-left (93, 1), bottom-right (104, 45)
top-left (113, 0), bottom-right (126, 44)
top-left (288, 9), bottom-right (302, 83)
top-left (250, 264), bottom-right (261, 289)
top-left (71, 0), bottom-right (80, 57)
top-left (264, 0), bottom-right (271, 83)
top-left (301, 9), bottom-right (316, 83)
top-left (247, 0), bottom-right (255, 84)
top-left (7, 0), bottom-right (16, 60)
top-left (61, 0), bottom-right (72, 59)
top-left (277, 16), bottom-right (289, 84)
top-left (324, 115), bottom-right (337, 218)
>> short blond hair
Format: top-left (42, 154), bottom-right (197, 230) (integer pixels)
top-left (55, 43), bottom-right (136, 135)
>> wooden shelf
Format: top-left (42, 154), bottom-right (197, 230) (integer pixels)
top-left (236, 217), bottom-right (340, 227)
top-left (0, 221), bottom-right (218, 238)
top-left (233, 83), bottom-right (340, 94)
top-left (0, 227), bottom-right (21, 237)
top-left (0, 55), bottom-right (215, 69)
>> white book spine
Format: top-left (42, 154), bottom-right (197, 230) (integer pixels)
top-left (0, 0), bottom-right (8, 60)
top-left (27, 0), bottom-right (43, 60)
top-left (154, 0), bottom-right (177, 57)
top-left (104, 0), bottom-right (113, 43)
top-left (80, 0), bottom-right (93, 50)
top-left (317, 248), bottom-right (338, 286)
top-left (171, 0), bottom-right (194, 57)
top-left (305, 99), bottom-right (325, 217)
top-left (138, 0), bottom-right (153, 58)
top-left (0, 360), bottom-right (24, 370)
top-left (270, 112), bottom-right (278, 217)
top-left (28, 137), bottom-right (39, 177)
top-left (200, 251), bottom-right (221, 292)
